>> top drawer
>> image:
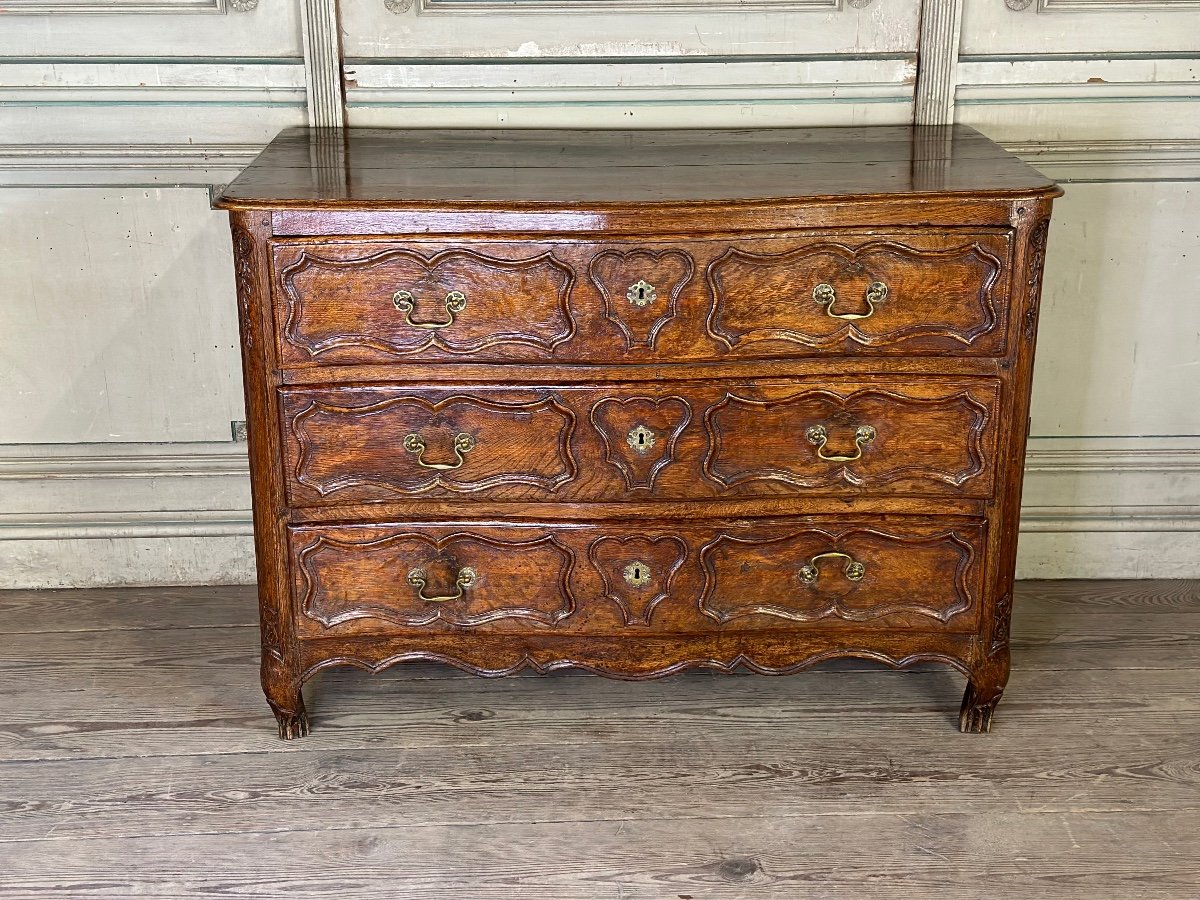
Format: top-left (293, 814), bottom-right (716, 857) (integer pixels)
top-left (270, 230), bottom-right (1014, 367)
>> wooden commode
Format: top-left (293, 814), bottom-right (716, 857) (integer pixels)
top-left (214, 126), bottom-right (1060, 738)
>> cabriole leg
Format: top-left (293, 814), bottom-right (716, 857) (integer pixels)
top-left (959, 642), bottom-right (1011, 734)
top-left (262, 653), bottom-right (309, 740)
top-left (959, 675), bottom-right (1004, 733)
top-left (266, 694), bottom-right (309, 741)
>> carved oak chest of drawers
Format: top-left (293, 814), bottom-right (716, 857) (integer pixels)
top-left (214, 125), bottom-right (1060, 738)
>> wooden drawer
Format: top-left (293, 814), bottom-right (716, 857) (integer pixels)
top-left (288, 518), bottom-right (986, 638)
top-left (270, 230), bottom-right (1013, 367)
top-left (273, 242), bottom-right (576, 365)
top-left (279, 377), bottom-right (1002, 506)
top-left (703, 231), bottom-right (1011, 356)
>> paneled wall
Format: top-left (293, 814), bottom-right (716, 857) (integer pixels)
top-left (1, 0), bottom-right (1196, 586)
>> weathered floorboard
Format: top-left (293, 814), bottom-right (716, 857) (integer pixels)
top-left (0, 579), bottom-right (1196, 899)
top-left (0, 812), bottom-right (1197, 900)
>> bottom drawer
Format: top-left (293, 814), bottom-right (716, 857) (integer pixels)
top-left (289, 518), bottom-right (987, 638)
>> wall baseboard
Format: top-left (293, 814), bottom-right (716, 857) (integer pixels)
top-left (0, 437), bottom-right (1197, 587)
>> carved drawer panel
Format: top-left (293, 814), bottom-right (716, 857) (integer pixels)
top-left (271, 231), bottom-right (1012, 369)
top-left (280, 377), bottom-right (1001, 506)
top-left (587, 248), bottom-right (695, 350)
top-left (290, 525), bottom-right (577, 636)
top-left (272, 241), bottom-right (576, 366)
top-left (281, 387), bottom-right (577, 503)
top-left (696, 521), bottom-right (985, 632)
top-left (288, 517), bottom-right (985, 638)
top-left (705, 231), bottom-right (1011, 356)
top-left (702, 380), bottom-right (1000, 497)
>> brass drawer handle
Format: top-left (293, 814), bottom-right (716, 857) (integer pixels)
top-left (812, 281), bottom-right (888, 320)
top-left (805, 424), bottom-right (875, 462)
top-left (403, 432), bottom-right (475, 470)
top-left (392, 289), bottom-right (467, 330)
top-left (798, 552), bottom-right (866, 585)
top-left (407, 565), bottom-right (477, 603)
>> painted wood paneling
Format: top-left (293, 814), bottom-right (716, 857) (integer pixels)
top-left (344, 57), bottom-right (916, 128)
top-left (343, 1), bottom-right (919, 58)
top-left (0, 61), bottom-right (307, 144)
top-left (960, 0), bottom-right (1200, 55)
top-left (956, 57), bottom-right (1200, 142)
top-left (1, 0), bottom-right (302, 57)
top-left (0, 188), bottom-right (245, 443)
top-left (1030, 181), bottom-right (1200, 436)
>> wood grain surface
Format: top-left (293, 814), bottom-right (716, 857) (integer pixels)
top-left (213, 126), bottom-right (1059, 209)
top-left (269, 230), bottom-right (1014, 367)
top-left (0, 580), bottom-right (1196, 899)
top-left (279, 379), bottom-right (1001, 506)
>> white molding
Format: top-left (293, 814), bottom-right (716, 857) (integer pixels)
top-left (301, 0), bottom-right (345, 128)
top-left (0, 143), bottom-right (263, 186)
top-left (1025, 0), bottom-right (1200, 11)
top-left (1003, 139), bottom-right (1200, 181)
top-left (1024, 442), bottom-right (1200, 473)
top-left (0, 442), bottom-right (251, 554)
top-left (1021, 506), bottom-right (1200, 532)
top-left (0, 441), bottom-right (249, 479)
top-left (0, 511), bottom-right (253, 541)
top-left (347, 83), bottom-right (913, 107)
top-left (957, 81), bottom-right (1200, 102)
top-left (0, 85), bottom-right (305, 105)
top-left (344, 58), bottom-right (915, 109)
top-left (956, 56), bottom-right (1200, 104)
top-left (401, 0), bottom-right (849, 12)
top-left (914, 0), bottom-right (964, 126)
top-left (0, 61), bottom-right (305, 94)
top-left (2, 0), bottom-right (227, 13)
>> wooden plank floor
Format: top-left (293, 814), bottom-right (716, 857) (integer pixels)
top-left (0, 581), bottom-right (1197, 899)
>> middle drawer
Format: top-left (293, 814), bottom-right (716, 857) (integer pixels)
top-left (280, 377), bottom-right (1001, 506)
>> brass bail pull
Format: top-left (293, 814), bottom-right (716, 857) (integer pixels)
top-left (805, 424), bottom-right (876, 463)
top-left (812, 281), bottom-right (888, 320)
top-left (798, 552), bottom-right (866, 585)
top-left (407, 566), bottom-right (477, 603)
top-left (403, 432), bottom-right (475, 470)
top-left (392, 289), bottom-right (467, 330)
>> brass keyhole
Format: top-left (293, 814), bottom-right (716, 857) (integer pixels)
top-left (623, 560), bottom-right (652, 587)
top-left (626, 279), bottom-right (657, 308)
top-left (626, 424), bottom-right (656, 455)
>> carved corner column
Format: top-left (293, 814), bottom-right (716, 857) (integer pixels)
top-left (230, 210), bottom-right (309, 739)
top-left (961, 198), bottom-right (1055, 733)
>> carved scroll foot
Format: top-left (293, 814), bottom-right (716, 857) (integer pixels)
top-left (267, 696), bottom-right (310, 740)
top-left (958, 679), bottom-right (1003, 734)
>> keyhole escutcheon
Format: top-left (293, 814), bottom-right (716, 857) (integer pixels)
top-left (626, 424), bottom-right (657, 455)
top-left (626, 279), bottom-right (658, 308)
top-left (623, 560), bottom-right (653, 587)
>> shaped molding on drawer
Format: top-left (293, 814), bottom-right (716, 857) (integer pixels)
top-left (293, 528), bottom-right (578, 631)
top-left (286, 391), bottom-right (578, 499)
top-left (705, 235), bottom-right (1009, 355)
top-left (698, 524), bottom-right (984, 628)
top-left (703, 382), bottom-right (998, 496)
top-left (274, 244), bottom-right (576, 364)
